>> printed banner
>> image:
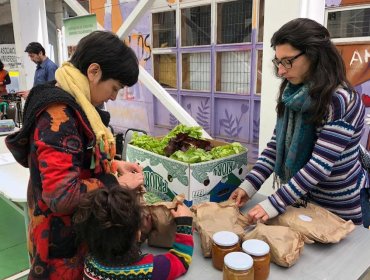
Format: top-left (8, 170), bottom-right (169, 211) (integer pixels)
top-left (0, 44), bottom-right (21, 93)
top-left (0, 44), bottom-right (22, 71)
top-left (63, 14), bottom-right (97, 58)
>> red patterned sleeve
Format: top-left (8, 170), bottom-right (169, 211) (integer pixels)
top-left (34, 103), bottom-right (104, 214)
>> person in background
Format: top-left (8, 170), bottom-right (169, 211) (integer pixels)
top-left (6, 30), bottom-right (144, 279)
top-left (229, 18), bottom-right (370, 228)
top-left (0, 59), bottom-right (11, 117)
top-left (74, 185), bottom-right (194, 280)
top-left (25, 42), bottom-right (58, 86)
top-left (0, 59), bottom-right (11, 95)
top-left (19, 42), bottom-right (58, 98)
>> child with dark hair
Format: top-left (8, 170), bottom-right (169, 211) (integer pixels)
top-left (74, 186), bottom-right (194, 280)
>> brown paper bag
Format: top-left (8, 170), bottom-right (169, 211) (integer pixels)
top-left (192, 200), bottom-right (250, 257)
top-left (243, 223), bottom-right (306, 267)
top-left (147, 195), bottom-right (186, 248)
top-left (267, 203), bottom-right (355, 243)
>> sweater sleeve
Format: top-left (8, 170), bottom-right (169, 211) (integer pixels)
top-left (239, 128), bottom-right (277, 198)
top-left (262, 89), bottom-right (365, 217)
top-left (152, 217), bottom-right (194, 280)
top-left (34, 103), bottom-right (105, 214)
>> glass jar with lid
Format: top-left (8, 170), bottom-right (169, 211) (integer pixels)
top-left (212, 231), bottom-right (240, 270)
top-left (242, 239), bottom-right (271, 280)
top-left (223, 251), bottom-right (254, 280)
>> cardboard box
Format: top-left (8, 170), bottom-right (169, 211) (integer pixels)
top-left (126, 139), bottom-right (248, 206)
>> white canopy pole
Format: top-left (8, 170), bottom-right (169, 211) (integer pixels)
top-left (116, 0), bottom-right (153, 39)
top-left (114, 0), bottom-right (211, 138)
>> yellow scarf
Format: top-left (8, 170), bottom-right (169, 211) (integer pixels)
top-left (55, 62), bottom-right (116, 174)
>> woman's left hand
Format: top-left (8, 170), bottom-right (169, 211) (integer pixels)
top-left (247, 204), bottom-right (269, 224)
top-left (117, 172), bottom-right (144, 190)
top-left (116, 160), bottom-right (143, 175)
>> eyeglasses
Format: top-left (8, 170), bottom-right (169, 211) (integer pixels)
top-left (272, 52), bottom-right (305, 69)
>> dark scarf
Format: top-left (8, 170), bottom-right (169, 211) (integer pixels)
top-left (274, 83), bottom-right (316, 183)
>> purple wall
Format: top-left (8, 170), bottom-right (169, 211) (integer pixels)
top-left (105, 1), bottom-right (261, 164)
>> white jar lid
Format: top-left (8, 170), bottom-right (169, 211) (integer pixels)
top-left (224, 252), bottom-right (253, 270)
top-left (242, 239), bottom-right (270, 256)
top-left (212, 231), bottom-right (239, 246)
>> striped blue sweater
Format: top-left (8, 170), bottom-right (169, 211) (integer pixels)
top-left (241, 87), bottom-right (368, 225)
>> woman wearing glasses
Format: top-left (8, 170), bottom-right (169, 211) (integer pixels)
top-left (230, 18), bottom-right (370, 228)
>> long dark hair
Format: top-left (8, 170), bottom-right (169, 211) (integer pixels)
top-left (70, 30), bottom-right (139, 87)
top-left (0, 60), bottom-right (4, 71)
top-left (271, 18), bottom-right (353, 126)
top-left (74, 186), bottom-right (142, 264)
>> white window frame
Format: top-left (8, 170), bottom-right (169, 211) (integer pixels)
top-left (325, 4), bottom-right (370, 44)
top-left (151, 7), bottom-right (177, 51)
top-left (215, 0), bottom-right (255, 45)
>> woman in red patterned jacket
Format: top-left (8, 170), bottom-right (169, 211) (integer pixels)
top-left (6, 31), bottom-right (144, 280)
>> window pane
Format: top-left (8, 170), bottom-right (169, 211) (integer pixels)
top-left (181, 5), bottom-right (211, 46)
top-left (153, 54), bottom-right (177, 89)
top-left (182, 53), bottom-right (211, 91)
top-left (327, 8), bottom-right (370, 38)
top-left (216, 51), bottom-right (251, 94)
top-left (217, 0), bottom-right (253, 44)
top-left (153, 11), bottom-right (176, 48)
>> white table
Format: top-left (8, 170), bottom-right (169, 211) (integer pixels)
top-left (143, 193), bottom-right (370, 280)
top-left (1, 134), bottom-right (370, 280)
top-left (0, 133), bottom-right (29, 232)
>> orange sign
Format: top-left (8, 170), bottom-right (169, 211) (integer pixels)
top-left (90, 0), bottom-right (177, 33)
top-left (340, 0), bottom-right (370, 5)
top-left (90, 0), bottom-right (122, 33)
top-left (336, 44), bottom-right (370, 87)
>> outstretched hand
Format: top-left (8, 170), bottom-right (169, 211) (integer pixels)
top-left (116, 161), bottom-right (144, 190)
top-left (247, 204), bottom-right (269, 224)
top-left (18, 90), bottom-right (30, 99)
top-left (229, 187), bottom-right (250, 207)
top-left (171, 203), bottom-right (193, 218)
top-left (117, 161), bottom-right (142, 175)
top-left (117, 172), bottom-right (144, 190)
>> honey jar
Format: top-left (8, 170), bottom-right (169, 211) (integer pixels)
top-left (212, 231), bottom-right (240, 270)
top-left (242, 239), bottom-right (270, 280)
top-left (223, 252), bottom-right (254, 280)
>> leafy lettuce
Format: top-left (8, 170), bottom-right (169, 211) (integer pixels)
top-left (129, 125), bottom-right (246, 163)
